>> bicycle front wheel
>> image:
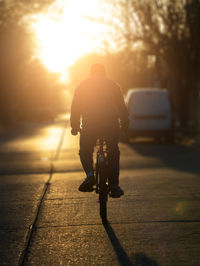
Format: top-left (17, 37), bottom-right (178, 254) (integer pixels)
top-left (99, 163), bottom-right (108, 223)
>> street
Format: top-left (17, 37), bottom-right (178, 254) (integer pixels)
top-left (0, 118), bottom-right (200, 266)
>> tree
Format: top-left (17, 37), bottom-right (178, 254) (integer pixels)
top-left (103, 0), bottom-right (199, 128)
top-left (0, 0), bottom-right (55, 125)
top-left (185, 0), bottom-right (200, 127)
top-left (0, 0), bottom-right (54, 26)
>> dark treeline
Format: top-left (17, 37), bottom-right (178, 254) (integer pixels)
top-left (0, 0), bottom-right (64, 126)
top-left (68, 0), bottom-right (200, 130)
top-left (129, 0), bottom-right (200, 129)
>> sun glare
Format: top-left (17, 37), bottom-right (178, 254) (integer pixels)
top-left (30, 0), bottom-right (111, 83)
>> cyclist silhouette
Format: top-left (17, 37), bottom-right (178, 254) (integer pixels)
top-left (70, 64), bottom-right (129, 197)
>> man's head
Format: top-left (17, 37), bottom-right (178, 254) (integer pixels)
top-left (90, 63), bottom-right (106, 77)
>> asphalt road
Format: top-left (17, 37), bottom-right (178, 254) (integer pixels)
top-left (0, 119), bottom-right (200, 266)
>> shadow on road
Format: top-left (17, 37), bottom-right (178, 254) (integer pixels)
top-left (0, 123), bottom-right (46, 145)
top-left (103, 221), bottom-right (159, 266)
top-left (0, 117), bottom-right (69, 147)
top-left (131, 252), bottom-right (159, 266)
top-left (127, 141), bottom-right (200, 175)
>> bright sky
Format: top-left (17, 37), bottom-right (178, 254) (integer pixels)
top-left (30, 0), bottom-right (118, 83)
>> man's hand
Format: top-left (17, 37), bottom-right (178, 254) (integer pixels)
top-left (71, 128), bottom-right (79, 136)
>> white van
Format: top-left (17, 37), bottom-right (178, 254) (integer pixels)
top-left (125, 88), bottom-right (174, 141)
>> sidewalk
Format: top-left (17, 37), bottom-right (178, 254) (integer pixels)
top-left (0, 122), bottom-right (65, 265)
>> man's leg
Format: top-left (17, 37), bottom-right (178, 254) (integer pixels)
top-left (105, 128), bottom-right (120, 185)
top-left (78, 130), bottom-right (97, 191)
top-left (79, 130), bottom-right (96, 174)
top-left (105, 128), bottom-right (123, 197)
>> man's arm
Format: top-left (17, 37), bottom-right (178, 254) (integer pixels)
top-left (70, 86), bottom-right (81, 134)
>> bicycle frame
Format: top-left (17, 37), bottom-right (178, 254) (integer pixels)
top-left (95, 137), bottom-right (109, 223)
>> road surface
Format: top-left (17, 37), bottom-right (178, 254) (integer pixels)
top-left (0, 118), bottom-right (200, 266)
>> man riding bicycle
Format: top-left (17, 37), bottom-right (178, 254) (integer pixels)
top-left (70, 64), bottom-right (129, 198)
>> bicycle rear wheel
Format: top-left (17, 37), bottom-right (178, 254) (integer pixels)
top-left (99, 162), bottom-right (108, 223)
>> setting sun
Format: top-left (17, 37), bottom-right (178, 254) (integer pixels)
top-left (30, 0), bottom-right (111, 82)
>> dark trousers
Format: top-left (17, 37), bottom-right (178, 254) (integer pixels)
top-left (79, 127), bottom-right (120, 185)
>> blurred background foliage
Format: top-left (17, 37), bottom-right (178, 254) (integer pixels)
top-left (69, 0), bottom-right (200, 129)
top-left (0, 0), bottom-right (61, 125)
top-left (0, 0), bottom-right (200, 129)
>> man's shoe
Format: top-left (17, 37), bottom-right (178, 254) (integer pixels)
top-left (78, 176), bottom-right (96, 192)
top-left (109, 184), bottom-right (124, 198)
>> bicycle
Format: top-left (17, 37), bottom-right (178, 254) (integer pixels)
top-left (74, 129), bottom-right (122, 223)
top-left (94, 137), bottom-right (109, 223)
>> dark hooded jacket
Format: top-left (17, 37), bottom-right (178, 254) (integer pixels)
top-left (70, 76), bottom-right (129, 131)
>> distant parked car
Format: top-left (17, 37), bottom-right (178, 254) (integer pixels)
top-left (125, 88), bottom-right (174, 142)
